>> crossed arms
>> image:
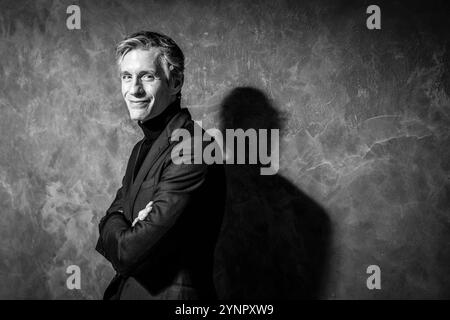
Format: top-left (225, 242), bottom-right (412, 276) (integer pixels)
top-left (95, 147), bottom-right (207, 277)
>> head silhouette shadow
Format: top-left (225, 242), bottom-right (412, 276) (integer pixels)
top-left (213, 87), bottom-right (331, 299)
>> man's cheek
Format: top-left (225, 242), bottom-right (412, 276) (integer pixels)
top-left (121, 82), bottom-right (129, 96)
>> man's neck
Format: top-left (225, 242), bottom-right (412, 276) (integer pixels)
top-left (137, 99), bottom-right (181, 140)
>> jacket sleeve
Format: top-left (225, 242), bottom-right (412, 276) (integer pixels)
top-left (95, 174), bottom-right (127, 258)
top-left (95, 141), bottom-right (142, 258)
top-left (96, 138), bottom-right (208, 276)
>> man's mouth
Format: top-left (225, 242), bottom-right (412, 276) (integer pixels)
top-left (128, 99), bottom-right (151, 108)
top-left (129, 99), bottom-right (150, 103)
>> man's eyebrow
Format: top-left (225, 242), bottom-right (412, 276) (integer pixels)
top-left (119, 70), bottom-right (158, 77)
top-left (137, 70), bottom-right (157, 76)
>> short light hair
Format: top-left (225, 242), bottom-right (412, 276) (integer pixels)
top-left (116, 31), bottom-right (185, 99)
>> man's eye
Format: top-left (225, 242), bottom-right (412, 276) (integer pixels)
top-left (121, 75), bottom-right (132, 81)
top-left (142, 74), bottom-right (155, 81)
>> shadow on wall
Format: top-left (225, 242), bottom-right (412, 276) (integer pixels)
top-left (213, 87), bottom-right (331, 299)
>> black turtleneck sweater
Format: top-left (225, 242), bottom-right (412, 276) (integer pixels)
top-left (133, 99), bottom-right (181, 180)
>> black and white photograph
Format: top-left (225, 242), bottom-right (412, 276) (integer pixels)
top-left (0, 0), bottom-right (449, 308)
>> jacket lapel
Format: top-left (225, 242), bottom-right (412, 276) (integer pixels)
top-left (126, 109), bottom-right (191, 221)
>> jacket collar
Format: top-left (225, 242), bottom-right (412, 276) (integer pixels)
top-left (126, 106), bottom-right (192, 221)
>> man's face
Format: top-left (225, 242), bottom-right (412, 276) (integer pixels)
top-left (120, 48), bottom-right (175, 122)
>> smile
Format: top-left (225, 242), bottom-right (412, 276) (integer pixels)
top-left (129, 100), bottom-right (150, 103)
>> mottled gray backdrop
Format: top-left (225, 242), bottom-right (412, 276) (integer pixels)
top-left (0, 0), bottom-right (449, 299)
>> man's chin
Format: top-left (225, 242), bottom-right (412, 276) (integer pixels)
top-left (129, 109), bottom-right (152, 122)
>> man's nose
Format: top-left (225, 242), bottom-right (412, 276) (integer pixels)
top-left (129, 78), bottom-right (144, 96)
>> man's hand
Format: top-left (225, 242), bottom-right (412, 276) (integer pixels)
top-left (132, 201), bottom-right (153, 227)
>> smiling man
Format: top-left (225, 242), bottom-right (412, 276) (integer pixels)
top-left (95, 31), bottom-right (226, 300)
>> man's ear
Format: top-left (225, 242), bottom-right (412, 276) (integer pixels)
top-left (169, 73), bottom-right (184, 96)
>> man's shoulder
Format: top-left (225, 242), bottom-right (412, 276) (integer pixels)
top-left (167, 109), bottom-right (216, 148)
top-left (171, 122), bottom-right (221, 152)
top-left (165, 107), bottom-right (193, 134)
top-left (159, 108), bottom-right (224, 167)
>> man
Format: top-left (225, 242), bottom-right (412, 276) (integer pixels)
top-left (95, 31), bottom-right (226, 300)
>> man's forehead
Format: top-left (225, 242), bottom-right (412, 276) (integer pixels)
top-left (119, 48), bottom-right (162, 71)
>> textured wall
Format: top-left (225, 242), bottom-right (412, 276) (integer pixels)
top-left (0, 0), bottom-right (449, 299)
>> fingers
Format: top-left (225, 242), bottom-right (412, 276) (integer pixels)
top-left (138, 206), bottom-right (152, 219)
top-left (140, 201), bottom-right (153, 219)
top-left (131, 202), bottom-right (154, 227)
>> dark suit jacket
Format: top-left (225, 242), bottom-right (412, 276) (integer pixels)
top-left (95, 108), bottom-right (226, 300)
